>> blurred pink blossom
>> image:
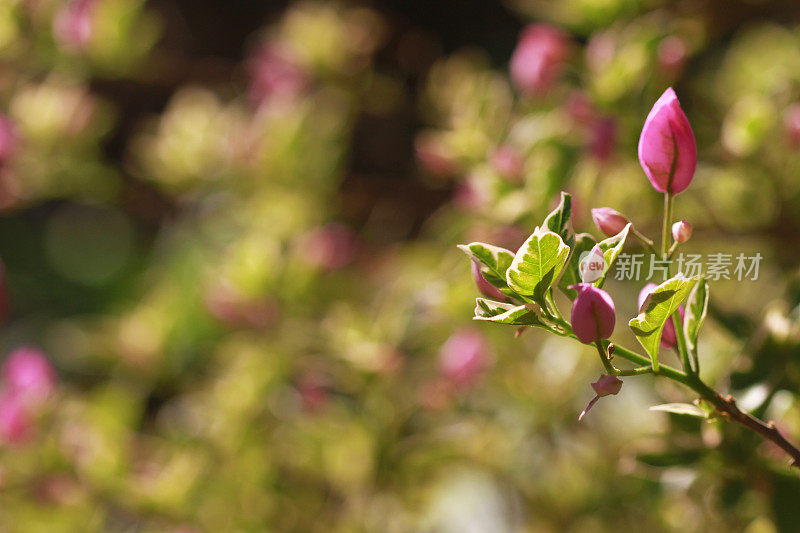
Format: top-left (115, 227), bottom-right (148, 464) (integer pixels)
top-left (510, 24), bottom-right (570, 96)
top-left (2, 347), bottom-right (57, 405)
top-left (53, 0), bottom-right (97, 51)
top-left (300, 223), bottom-right (359, 271)
top-left (247, 42), bottom-right (309, 106)
top-left (0, 392), bottom-right (30, 444)
top-left (439, 329), bottom-right (491, 387)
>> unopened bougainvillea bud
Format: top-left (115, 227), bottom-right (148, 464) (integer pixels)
top-left (439, 329), bottom-right (491, 387)
top-left (591, 207), bottom-right (629, 237)
top-left (510, 24), bottom-right (569, 96)
top-left (672, 220), bottom-right (692, 243)
top-left (638, 284), bottom-right (684, 349)
top-left (2, 347), bottom-right (56, 406)
top-left (638, 88), bottom-right (697, 194)
top-left (569, 284), bottom-right (616, 344)
top-left (579, 374), bottom-right (623, 421)
top-left (470, 260), bottom-right (506, 301)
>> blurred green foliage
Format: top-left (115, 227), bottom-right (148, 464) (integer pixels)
top-left (1, 0), bottom-right (800, 531)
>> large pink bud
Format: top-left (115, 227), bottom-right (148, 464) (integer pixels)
top-left (439, 329), bottom-right (491, 387)
top-left (638, 284), bottom-right (684, 349)
top-left (510, 24), bottom-right (570, 96)
top-left (0, 392), bottom-right (30, 444)
top-left (569, 284), bottom-right (616, 344)
top-left (2, 347), bottom-right (56, 405)
top-left (638, 88), bottom-right (697, 195)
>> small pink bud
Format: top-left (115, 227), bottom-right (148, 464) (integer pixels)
top-left (510, 24), bottom-right (570, 96)
top-left (591, 207), bottom-right (629, 237)
top-left (0, 392), bottom-right (30, 444)
top-left (568, 283), bottom-right (616, 344)
top-left (300, 223), bottom-right (358, 271)
top-left (247, 42), bottom-right (308, 106)
top-left (638, 88), bottom-right (697, 195)
top-left (579, 374), bottom-right (622, 421)
top-left (490, 146), bottom-right (524, 182)
top-left (671, 220), bottom-right (692, 243)
top-left (591, 374), bottom-right (623, 397)
top-left (471, 260), bottom-right (506, 301)
top-left (439, 329), bottom-right (491, 387)
top-left (638, 284), bottom-right (684, 349)
top-left (53, 0), bottom-right (96, 51)
top-left (2, 347), bottom-right (56, 405)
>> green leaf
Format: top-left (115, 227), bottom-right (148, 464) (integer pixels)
top-left (543, 192), bottom-right (574, 249)
top-left (629, 274), bottom-right (700, 371)
top-left (649, 403), bottom-right (709, 418)
top-left (683, 278), bottom-right (709, 370)
top-left (457, 242), bottom-right (516, 296)
top-left (558, 232), bottom-right (597, 299)
top-left (506, 227), bottom-right (570, 303)
top-left (593, 223), bottom-right (631, 288)
top-left (473, 298), bottom-right (544, 326)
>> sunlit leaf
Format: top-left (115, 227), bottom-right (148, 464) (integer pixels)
top-left (473, 298), bottom-right (544, 326)
top-left (458, 242), bottom-right (516, 296)
top-left (629, 274), bottom-right (700, 370)
top-left (593, 223), bottom-right (631, 288)
top-left (650, 402), bottom-right (709, 418)
top-left (683, 278), bottom-right (709, 371)
top-left (506, 227), bottom-right (570, 303)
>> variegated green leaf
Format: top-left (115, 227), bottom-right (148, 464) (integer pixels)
top-left (457, 242), bottom-right (516, 296)
top-left (543, 192), bottom-right (574, 249)
top-left (506, 227), bottom-right (570, 303)
top-left (683, 278), bottom-right (709, 372)
top-left (629, 274), bottom-right (701, 371)
top-left (473, 298), bottom-right (543, 326)
top-left (593, 223), bottom-right (631, 288)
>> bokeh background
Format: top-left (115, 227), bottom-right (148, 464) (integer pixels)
top-left (3, 0), bottom-right (800, 531)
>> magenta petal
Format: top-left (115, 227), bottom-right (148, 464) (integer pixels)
top-left (638, 88), bottom-right (697, 194)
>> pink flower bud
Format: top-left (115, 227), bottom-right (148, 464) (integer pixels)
top-left (53, 0), bottom-right (96, 51)
top-left (568, 283), bottom-right (616, 344)
top-left (471, 260), bottom-right (506, 300)
top-left (579, 374), bottom-right (622, 421)
top-left (591, 374), bottom-right (623, 397)
top-left (591, 207), bottom-right (629, 237)
top-left (510, 24), bottom-right (570, 96)
top-left (2, 347), bottom-right (56, 405)
top-left (439, 329), bottom-right (491, 387)
top-left (247, 42), bottom-right (308, 106)
top-left (671, 220), bottom-right (692, 243)
top-left (638, 88), bottom-right (697, 195)
top-left (490, 146), bottom-right (524, 182)
top-left (638, 284), bottom-right (685, 349)
top-left (0, 392), bottom-right (29, 444)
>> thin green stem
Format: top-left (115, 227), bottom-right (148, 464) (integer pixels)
top-left (661, 193), bottom-right (673, 260)
top-left (631, 227), bottom-right (658, 255)
top-left (595, 340), bottom-right (616, 374)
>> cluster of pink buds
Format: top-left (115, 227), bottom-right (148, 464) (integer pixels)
top-left (0, 347), bottom-right (57, 444)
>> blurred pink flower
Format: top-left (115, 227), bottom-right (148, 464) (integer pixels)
top-left (0, 392), bottom-right (30, 444)
top-left (658, 36), bottom-right (688, 76)
top-left (247, 42), bottom-right (309, 106)
top-left (2, 347), bottom-right (56, 405)
top-left (415, 134), bottom-right (459, 178)
top-left (0, 115), bottom-right (18, 167)
top-left (53, 0), bottom-right (97, 51)
top-left (510, 24), bottom-right (570, 96)
top-left (638, 88), bottom-right (697, 194)
top-left (589, 116), bottom-right (616, 163)
top-left (300, 223), bottom-right (358, 271)
top-left (490, 146), bottom-right (524, 182)
top-left (439, 329), bottom-right (491, 387)
top-left (784, 103), bottom-right (800, 148)
top-left (569, 283), bottom-right (615, 344)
